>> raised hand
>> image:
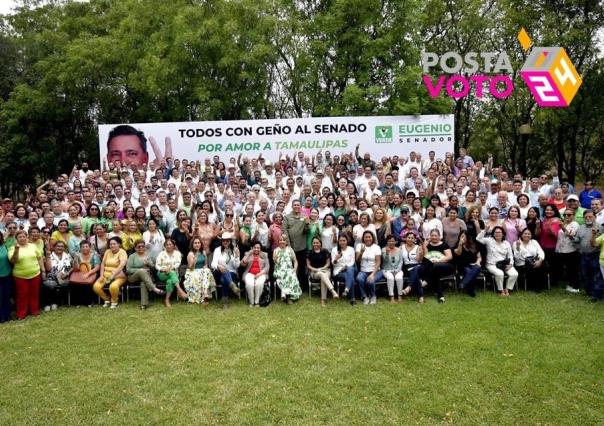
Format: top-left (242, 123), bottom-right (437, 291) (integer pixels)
top-left (148, 136), bottom-right (173, 170)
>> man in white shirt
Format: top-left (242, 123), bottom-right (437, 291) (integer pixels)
top-left (355, 166), bottom-right (374, 195)
top-left (592, 199), bottom-right (604, 227)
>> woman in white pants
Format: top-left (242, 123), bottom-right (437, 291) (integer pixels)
top-left (382, 235), bottom-right (404, 303)
top-left (477, 226), bottom-right (518, 296)
top-left (241, 243), bottom-right (269, 307)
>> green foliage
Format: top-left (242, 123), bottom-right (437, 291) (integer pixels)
top-left (0, 0), bottom-right (602, 194)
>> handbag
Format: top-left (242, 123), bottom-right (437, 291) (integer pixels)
top-left (495, 258), bottom-right (510, 270)
top-left (70, 271), bottom-right (97, 285)
top-left (524, 256), bottom-right (537, 269)
top-left (258, 283), bottom-right (272, 307)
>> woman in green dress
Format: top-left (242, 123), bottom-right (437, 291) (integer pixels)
top-left (305, 208), bottom-right (322, 250)
top-left (273, 235), bottom-right (301, 304)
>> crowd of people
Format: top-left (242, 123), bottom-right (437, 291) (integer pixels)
top-left (1, 125), bottom-right (604, 322)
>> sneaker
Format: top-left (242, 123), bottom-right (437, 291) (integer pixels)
top-left (43, 305), bottom-right (51, 312)
top-left (370, 296), bottom-right (377, 305)
top-left (438, 297), bottom-right (445, 304)
top-left (421, 280), bottom-right (428, 288)
top-left (342, 288), bottom-right (349, 297)
top-left (110, 303), bottom-right (118, 309)
top-left (51, 304), bottom-right (58, 311)
top-left (566, 286), bottom-right (580, 294)
top-left (102, 301), bottom-right (111, 308)
top-left (363, 297), bottom-right (370, 305)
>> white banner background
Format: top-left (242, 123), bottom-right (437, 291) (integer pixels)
top-left (98, 115), bottom-right (454, 166)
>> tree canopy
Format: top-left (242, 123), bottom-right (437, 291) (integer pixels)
top-left (0, 0), bottom-right (602, 194)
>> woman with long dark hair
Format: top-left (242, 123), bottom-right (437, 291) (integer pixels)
top-left (539, 204), bottom-right (562, 285)
top-left (356, 231), bottom-right (383, 305)
top-left (513, 229), bottom-right (547, 292)
top-left (332, 234), bottom-right (356, 305)
top-left (211, 232), bottom-right (241, 304)
top-left (454, 230), bottom-right (481, 297)
top-left (401, 232), bottom-right (425, 303)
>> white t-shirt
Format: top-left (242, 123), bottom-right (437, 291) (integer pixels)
top-left (321, 225), bottom-right (338, 252)
top-left (356, 244), bottom-right (382, 273)
top-left (331, 246), bottom-right (355, 276)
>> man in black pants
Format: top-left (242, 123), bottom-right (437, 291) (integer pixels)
top-left (283, 200), bottom-right (309, 290)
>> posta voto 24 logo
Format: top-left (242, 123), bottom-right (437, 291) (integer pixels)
top-left (421, 28), bottom-right (582, 107)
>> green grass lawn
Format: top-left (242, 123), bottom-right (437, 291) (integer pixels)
top-left (0, 289), bottom-right (603, 425)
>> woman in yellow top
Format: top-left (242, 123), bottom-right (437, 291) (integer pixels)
top-left (50, 219), bottom-right (73, 250)
top-left (122, 220), bottom-right (142, 254)
top-left (93, 236), bottom-right (127, 308)
top-left (29, 226), bottom-right (46, 255)
top-left (9, 230), bottom-right (45, 319)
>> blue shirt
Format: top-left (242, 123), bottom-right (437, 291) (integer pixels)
top-left (579, 189), bottom-right (602, 209)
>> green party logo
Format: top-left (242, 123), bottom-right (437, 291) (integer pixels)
top-left (375, 126), bottom-right (393, 143)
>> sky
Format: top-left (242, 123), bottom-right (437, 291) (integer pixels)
top-left (0, 0), bottom-right (17, 15)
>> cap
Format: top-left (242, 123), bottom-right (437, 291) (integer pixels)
top-left (220, 231), bottom-right (236, 240)
top-left (252, 184), bottom-right (261, 190)
top-left (264, 161), bottom-right (273, 167)
top-left (316, 170), bottom-right (324, 175)
top-left (491, 179), bottom-right (499, 185)
top-left (567, 194), bottom-right (579, 201)
top-left (401, 207), bottom-right (409, 213)
top-left (185, 174), bottom-right (193, 180)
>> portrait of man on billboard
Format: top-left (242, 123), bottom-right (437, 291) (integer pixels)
top-left (106, 124), bottom-right (172, 168)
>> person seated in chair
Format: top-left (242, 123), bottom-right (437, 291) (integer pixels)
top-left (211, 232), bottom-right (241, 305)
top-left (126, 239), bottom-right (165, 310)
top-left (241, 242), bottom-right (269, 307)
top-left (453, 231), bottom-right (481, 297)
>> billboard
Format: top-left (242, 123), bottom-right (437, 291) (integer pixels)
top-left (98, 115), bottom-right (454, 167)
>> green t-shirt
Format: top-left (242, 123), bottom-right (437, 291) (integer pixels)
top-left (0, 245), bottom-right (12, 277)
top-left (8, 243), bottom-right (42, 279)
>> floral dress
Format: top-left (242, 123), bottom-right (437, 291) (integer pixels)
top-left (184, 252), bottom-right (216, 303)
top-left (274, 247), bottom-right (302, 300)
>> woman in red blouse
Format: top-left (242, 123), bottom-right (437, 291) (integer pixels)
top-left (539, 204), bottom-right (562, 285)
top-left (241, 243), bottom-right (269, 307)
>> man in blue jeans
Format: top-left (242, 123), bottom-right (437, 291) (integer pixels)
top-left (575, 211), bottom-right (604, 301)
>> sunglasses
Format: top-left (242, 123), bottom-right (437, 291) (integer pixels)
top-left (564, 213), bottom-right (573, 217)
top-left (225, 214), bottom-right (233, 217)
